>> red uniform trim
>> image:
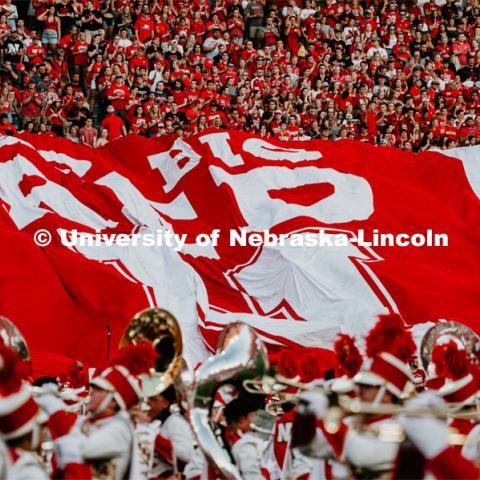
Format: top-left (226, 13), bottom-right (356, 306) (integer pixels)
top-left (428, 447), bottom-right (480, 479)
top-left (63, 463), bottom-right (93, 479)
top-left (154, 433), bottom-right (173, 463)
top-left (317, 419), bottom-right (348, 458)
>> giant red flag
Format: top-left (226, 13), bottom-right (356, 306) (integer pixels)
top-left (0, 132), bottom-right (478, 366)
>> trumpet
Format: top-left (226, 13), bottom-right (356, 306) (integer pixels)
top-left (243, 373), bottom-right (326, 395)
top-left (337, 396), bottom-right (480, 422)
top-left (321, 397), bottom-right (475, 446)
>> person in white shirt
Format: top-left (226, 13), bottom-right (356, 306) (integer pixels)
top-left (118, 28), bottom-right (132, 48)
top-left (282, 0), bottom-right (301, 17)
top-left (366, 37), bottom-right (388, 60)
top-left (149, 62), bottom-right (164, 92)
top-left (36, 364), bottom-right (144, 480)
top-left (203, 28), bottom-right (226, 59)
top-left (2, 0), bottom-right (18, 29)
top-left (0, 344), bottom-right (49, 480)
top-left (300, 0), bottom-right (315, 19)
top-left (296, 126), bottom-right (311, 141)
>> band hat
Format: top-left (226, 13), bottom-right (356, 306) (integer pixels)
top-left (354, 352), bottom-right (415, 399)
top-left (90, 365), bottom-right (142, 410)
top-left (0, 382), bottom-right (47, 440)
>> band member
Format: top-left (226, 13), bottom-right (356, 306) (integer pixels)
top-left (294, 314), bottom-right (417, 478)
top-left (398, 392), bottom-right (480, 480)
top-left (142, 380), bottom-right (194, 478)
top-left (0, 339), bottom-right (49, 479)
top-left (265, 404), bottom-right (312, 480)
top-left (36, 344), bottom-right (155, 479)
top-left (80, 364), bottom-right (143, 479)
top-left (431, 341), bottom-right (480, 443)
top-left (184, 385), bottom-right (236, 480)
top-left (262, 349), bottom-right (313, 480)
top-left (224, 393), bottom-right (267, 480)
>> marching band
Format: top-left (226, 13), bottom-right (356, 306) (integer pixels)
top-left (1, 309), bottom-right (480, 480)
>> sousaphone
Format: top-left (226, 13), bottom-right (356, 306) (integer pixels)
top-left (120, 307), bottom-right (184, 396)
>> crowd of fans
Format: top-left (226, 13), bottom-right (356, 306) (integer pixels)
top-left (0, 0), bottom-right (479, 151)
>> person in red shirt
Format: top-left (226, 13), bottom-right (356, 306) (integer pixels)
top-left (20, 81), bottom-right (42, 128)
top-left (284, 113), bottom-right (299, 136)
top-left (26, 36), bottom-right (46, 65)
top-left (220, 63), bottom-right (239, 86)
top-left (458, 116), bottom-right (478, 141)
top-left (44, 100), bottom-right (66, 135)
top-left (129, 105), bottom-right (148, 135)
top-left (226, 8), bottom-right (244, 42)
top-left (71, 31), bottom-right (89, 78)
top-left (182, 79), bottom-right (200, 107)
top-left (101, 104), bottom-right (127, 139)
top-left (79, 117), bottom-right (98, 146)
top-left (107, 76), bottom-right (130, 117)
top-left (0, 112), bottom-right (18, 135)
top-left (134, 6), bottom-right (154, 43)
top-left (205, 102), bottom-right (227, 127)
top-left (37, 6), bottom-right (61, 57)
top-left (451, 33), bottom-right (471, 68)
top-left (191, 11), bottom-right (206, 42)
top-left (423, 0), bottom-right (441, 16)
top-left (129, 47), bottom-right (149, 71)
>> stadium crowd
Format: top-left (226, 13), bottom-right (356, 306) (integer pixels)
top-left (0, 0), bottom-right (479, 150)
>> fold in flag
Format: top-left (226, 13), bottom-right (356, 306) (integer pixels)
top-left (0, 132), bottom-right (478, 366)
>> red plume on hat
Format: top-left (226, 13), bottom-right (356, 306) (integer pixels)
top-left (355, 314), bottom-right (416, 399)
top-left (112, 342), bottom-right (158, 376)
top-left (276, 349), bottom-right (299, 379)
top-left (431, 341), bottom-right (471, 381)
top-left (334, 334), bottom-right (362, 378)
top-left (298, 347), bottom-right (336, 383)
top-left (431, 341), bottom-right (479, 404)
top-left (365, 313), bottom-right (416, 362)
top-left (299, 352), bottom-right (322, 383)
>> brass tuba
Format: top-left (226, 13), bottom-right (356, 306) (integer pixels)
top-left (120, 307), bottom-right (184, 396)
top-left (420, 320), bottom-right (480, 373)
top-left (189, 322), bottom-right (269, 480)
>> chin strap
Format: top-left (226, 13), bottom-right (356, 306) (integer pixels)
top-left (212, 406), bottom-right (224, 424)
top-left (93, 391), bottom-right (114, 418)
top-left (31, 423), bottom-right (41, 451)
top-left (372, 384), bottom-right (387, 407)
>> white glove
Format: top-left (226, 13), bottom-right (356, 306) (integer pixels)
top-left (54, 430), bottom-right (86, 468)
top-left (36, 384), bottom-right (68, 415)
top-left (397, 391), bottom-right (448, 459)
top-left (298, 391), bottom-right (329, 419)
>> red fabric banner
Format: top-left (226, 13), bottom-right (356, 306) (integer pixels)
top-left (0, 132), bottom-right (478, 368)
